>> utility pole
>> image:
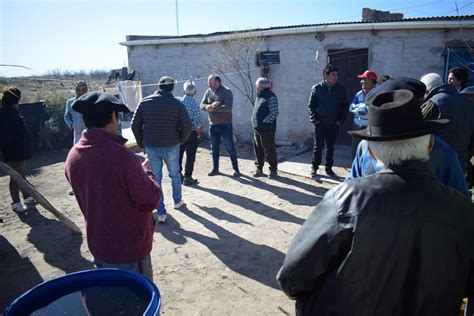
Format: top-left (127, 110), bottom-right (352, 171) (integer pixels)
top-left (175, 0), bottom-right (180, 36)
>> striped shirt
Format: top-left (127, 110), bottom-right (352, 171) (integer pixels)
top-left (177, 95), bottom-right (201, 130)
top-left (263, 95), bottom-right (279, 123)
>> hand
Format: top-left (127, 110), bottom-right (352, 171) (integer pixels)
top-left (142, 157), bottom-right (151, 169)
top-left (336, 121), bottom-right (341, 126)
top-left (206, 105), bottom-right (215, 112)
top-left (211, 101), bottom-right (220, 107)
top-left (195, 127), bottom-right (202, 139)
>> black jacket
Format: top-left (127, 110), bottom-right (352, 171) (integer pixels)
top-left (277, 161), bottom-right (474, 316)
top-left (252, 88), bottom-right (277, 132)
top-left (308, 81), bottom-right (347, 125)
top-left (0, 106), bottom-right (32, 162)
top-left (424, 84), bottom-right (474, 172)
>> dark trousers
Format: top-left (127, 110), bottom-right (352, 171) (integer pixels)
top-left (253, 129), bottom-right (278, 171)
top-left (209, 123), bottom-right (239, 171)
top-left (7, 160), bottom-right (30, 203)
top-left (312, 122), bottom-right (339, 169)
top-left (179, 131), bottom-right (199, 177)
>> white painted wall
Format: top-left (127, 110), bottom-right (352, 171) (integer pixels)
top-left (127, 26), bottom-right (473, 143)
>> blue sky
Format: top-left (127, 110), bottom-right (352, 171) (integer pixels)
top-left (1, 0), bottom-right (473, 77)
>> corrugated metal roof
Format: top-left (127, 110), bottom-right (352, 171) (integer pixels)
top-left (126, 15), bottom-right (474, 42)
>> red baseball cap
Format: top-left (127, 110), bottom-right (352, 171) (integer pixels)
top-left (358, 70), bottom-right (377, 81)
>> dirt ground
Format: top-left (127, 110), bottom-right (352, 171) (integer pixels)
top-left (0, 142), bottom-right (341, 315)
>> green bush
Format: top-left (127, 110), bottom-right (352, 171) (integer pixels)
top-left (38, 92), bottom-right (72, 150)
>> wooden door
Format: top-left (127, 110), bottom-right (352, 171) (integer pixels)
top-left (328, 48), bottom-right (368, 144)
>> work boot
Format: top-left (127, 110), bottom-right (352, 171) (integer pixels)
top-left (311, 166), bottom-right (318, 177)
top-left (208, 169), bottom-right (220, 176)
top-left (252, 168), bottom-right (264, 177)
top-left (183, 176), bottom-right (199, 186)
top-left (325, 167), bottom-right (337, 177)
top-left (268, 170), bottom-right (278, 179)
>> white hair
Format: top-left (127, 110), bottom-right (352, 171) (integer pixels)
top-left (256, 77), bottom-right (271, 89)
top-left (368, 134), bottom-right (431, 167)
top-left (420, 73), bottom-right (443, 92)
top-left (183, 80), bottom-right (196, 96)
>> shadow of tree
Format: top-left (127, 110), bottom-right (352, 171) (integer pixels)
top-left (17, 206), bottom-right (93, 274)
top-left (160, 206), bottom-right (285, 289)
top-left (0, 235), bottom-right (44, 310)
top-left (193, 185), bottom-right (305, 225)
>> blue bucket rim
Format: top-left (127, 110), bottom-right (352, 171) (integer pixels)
top-left (3, 268), bottom-right (161, 316)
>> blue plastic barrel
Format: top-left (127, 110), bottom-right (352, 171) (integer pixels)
top-left (3, 268), bottom-right (161, 316)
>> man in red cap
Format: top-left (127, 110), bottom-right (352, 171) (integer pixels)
top-left (349, 70), bottom-right (377, 157)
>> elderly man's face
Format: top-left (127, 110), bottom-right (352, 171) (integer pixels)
top-left (361, 78), bottom-right (375, 91)
top-left (324, 71), bottom-right (338, 86)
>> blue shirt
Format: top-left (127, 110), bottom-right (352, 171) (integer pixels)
top-left (346, 136), bottom-right (470, 197)
top-left (349, 90), bottom-right (368, 127)
top-left (177, 95), bottom-right (201, 130)
top-left (64, 96), bottom-right (86, 144)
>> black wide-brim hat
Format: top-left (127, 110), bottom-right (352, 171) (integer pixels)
top-left (349, 89), bottom-right (449, 141)
top-left (72, 91), bottom-right (130, 114)
top-left (365, 77), bottom-right (427, 105)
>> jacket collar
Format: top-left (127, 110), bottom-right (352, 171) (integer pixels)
top-left (426, 83), bottom-right (457, 100)
top-left (378, 160), bottom-right (438, 180)
top-left (80, 128), bottom-right (128, 146)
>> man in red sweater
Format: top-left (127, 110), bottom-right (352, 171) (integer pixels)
top-left (65, 92), bottom-right (161, 281)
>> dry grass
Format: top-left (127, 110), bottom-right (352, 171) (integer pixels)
top-left (0, 74), bottom-right (119, 104)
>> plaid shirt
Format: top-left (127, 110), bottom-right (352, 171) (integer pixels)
top-left (177, 95), bottom-right (201, 130)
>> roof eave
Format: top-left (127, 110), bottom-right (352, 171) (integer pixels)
top-left (120, 20), bottom-right (473, 47)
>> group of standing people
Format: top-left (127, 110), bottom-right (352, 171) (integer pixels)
top-left (4, 62), bottom-right (474, 314)
top-left (59, 72), bottom-right (281, 281)
top-left (279, 65), bottom-right (474, 315)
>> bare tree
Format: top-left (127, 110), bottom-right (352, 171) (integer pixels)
top-left (210, 31), bottom-right (264, 106)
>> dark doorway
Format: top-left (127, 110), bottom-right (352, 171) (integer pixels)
top-left (328, 48), bottom-right (368, 144)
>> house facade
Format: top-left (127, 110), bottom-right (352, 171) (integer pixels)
top-left (121, 16), bottom-right (474, 144)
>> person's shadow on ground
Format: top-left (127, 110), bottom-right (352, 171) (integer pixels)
top-left (157, 205), bottom-right (285, 290)
top-left (0, 235), bottom-right (44, 310)
top-left (17, 206), bottom-right (93, 274)
top-left (228, 173), bottom-right (327, 207)
top-left (192, 185), bottom-right (305, 225)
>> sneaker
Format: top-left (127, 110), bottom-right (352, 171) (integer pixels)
top-left (12, 202), bottom-right (27, 213)
top-left (233, 170), bottom-right (241, 177)
top-left (174, 200), bottom-right (185, 209)
top-left (208, 169), bottom-right (220, 176)
top-left (157, 214), bottom-right (168, 223)
top-left (268, 170), bottom-right (278, 179)
top-left (311, 167), bottom-right (318, 177)
top-left (183, 177), bottom-right (199, 186)
top-left (325, 168), bottom-right (337, 177)
top-left (252, 168), bottom-right (264, 177)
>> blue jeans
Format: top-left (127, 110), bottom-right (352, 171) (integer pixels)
top-left (209, 123), bottom-right (238, 170)
top-left (145, 144), bottom-right (181, 215)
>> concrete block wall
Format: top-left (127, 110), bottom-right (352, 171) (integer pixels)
top-left (127, 27), bottom-right (474, 143)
